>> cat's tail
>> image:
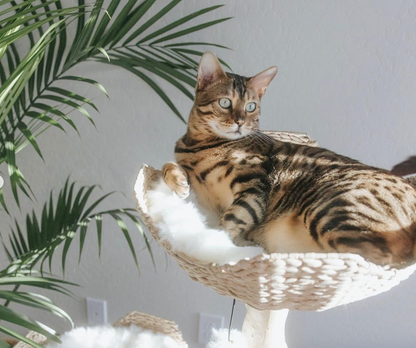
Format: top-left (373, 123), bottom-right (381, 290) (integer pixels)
top-left (391, 155), bottom-right (416, 176)
top-left (391, 155), bottom-right (416, 190)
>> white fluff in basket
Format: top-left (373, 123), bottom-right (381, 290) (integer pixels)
top-left (146, 178), bottom-right (263, 265)
top-left (206, 329), bottom-right (248, 348)
top-left (44, 325), bottom-right (182, 348)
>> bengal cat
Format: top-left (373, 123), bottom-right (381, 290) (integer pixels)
top-left (162, 52), bottom-right (416, 267)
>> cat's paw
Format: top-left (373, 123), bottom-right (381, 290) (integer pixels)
top-left (162, 162), bottom-right (190, 199)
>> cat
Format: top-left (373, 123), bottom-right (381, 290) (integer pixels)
top-left (162, 52), bottom-right (416, 267)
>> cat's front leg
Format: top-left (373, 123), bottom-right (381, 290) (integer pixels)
top-left (162, 162), bottom-right (190, 199)
top-left (220, 192), bottom-right (266, 243)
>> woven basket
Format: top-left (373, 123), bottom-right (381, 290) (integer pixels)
top-left (13, 331), bottom-right (47, 348)
top-left (13, 311), bottom-right (187, 348)
top-left (114, 311), bottom-right (187, 347)
top-left (134, 164), bottom-right (416, 312)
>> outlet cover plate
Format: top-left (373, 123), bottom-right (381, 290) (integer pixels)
top-left (86, 298), bottom-right (107, 325)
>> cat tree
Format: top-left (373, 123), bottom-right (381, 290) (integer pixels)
top-left (134, 132), bottom-right (416, 348)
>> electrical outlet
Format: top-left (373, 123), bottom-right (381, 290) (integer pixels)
top-left (198, 313), bottom-right (224, 344)
top-left (86, 298), bottom-right (107, 325)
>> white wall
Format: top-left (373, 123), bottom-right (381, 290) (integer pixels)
top-left (2, 1), bottom-right (416, 347)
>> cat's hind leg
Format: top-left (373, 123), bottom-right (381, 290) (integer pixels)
top-left (324, 231), bottom-right (396, 266)
top-left (162, 162), bottom-right (190, 199)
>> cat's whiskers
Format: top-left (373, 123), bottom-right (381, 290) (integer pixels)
top-left (254, 131), bottom-right (275, 145)
top-left (249, 132), bottom-right (270, 148)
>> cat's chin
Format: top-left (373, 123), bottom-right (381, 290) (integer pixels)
top-left (213, 128), bottom-right (250, 140)
top-left (222, 132), bottom-right (246, 140)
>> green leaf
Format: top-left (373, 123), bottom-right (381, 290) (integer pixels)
top-left (47, 86), bottom-right (98, 111)
top-left (59, 75), bottom-right (109, 97)
top-left (150, 17), bottom-right (232, 45)
top-left (40, 94), bottom-right (95, 126)
top-left (122, 210), bottom-right (155, 268)
top-left (61, 230), bottom-right (75, 275)
top-left (110, 0), bottom-right (156, 47)
top-left (0, 187), bottom-right (9, 214)
top-left (0, 13), bottom-right (24, 61)
top-left (145, 46), bottom-right (196, 74)
top-left (108, 212), bottom-right (139, 270)
top-left (26, 111), bottom-right (65, 132)
top-left (0, 326), bottom-right (44, 348)
top-left (123, 0), bottom-right (181, 45)
top-left (53, 2), bottom-right (68, 78)
top-left (172, 47), bottom-right (232, 70)
top-left (31, 102), bottom-right (78, 132)
top-left (0, 1), bottom-right (51, 26)
top-left (0, 7), bottom-right (80, 46)
top-left (78, 220), bottom-right (88, 263)
top-left (0, 19), bottom-right (66, 126)
top-left (164, 41), bottom-right (230, 49)
top-left (65, 0), bottom-right (103, 67)
top-left (16, 121), bottom-right (44, 160)
top-left (0, 306), bottom-right (58, 341)
top-left (95, 0), bottom-right (137, 47)
top-left (111, 51), bottom-right (194, 100)
top-left (90, 0), bottom-right (121, 46)
top-left (5, 136), bottom-right (31, 206)
top-left (95, 214), bottom-right (103, 257)
top-left (99, 58), bottom-right (186, 123)
top-left (0, 290), bottom-right (72, 323)
top-left (97, 47), bottom-right (110, 61)
top-left (138, 5), bottom-right (225, 44)
top-left (121, 48), bottom-right (195, 86)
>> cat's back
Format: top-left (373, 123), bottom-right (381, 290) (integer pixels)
top-left (260, 142), bottom-right (416, 264)
top-left (174, 135), bottom-right (274, 214)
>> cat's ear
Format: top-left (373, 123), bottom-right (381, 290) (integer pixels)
top-left (248, 66), bottom-right (278, 98)
top-left (197, 52), bottom-right (227, 90)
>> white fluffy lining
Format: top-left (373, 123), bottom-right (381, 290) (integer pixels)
top-left (45, 325), bottom-right (182, 348)
top-left (206, 329), bottom-right (248, 348)
top-left (146, 178), bottom-right (263, 265)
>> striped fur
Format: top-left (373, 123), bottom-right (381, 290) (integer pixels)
top-left (163, 53), bottom-right (416, 267)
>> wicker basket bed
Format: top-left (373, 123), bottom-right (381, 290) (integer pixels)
top-left (134, 138), bottom-right (416, 348)
top-left (135, 164), bottom-right (416, 313)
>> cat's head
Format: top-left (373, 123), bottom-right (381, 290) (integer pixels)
top-left (190, 52), bottom-right (277, 140)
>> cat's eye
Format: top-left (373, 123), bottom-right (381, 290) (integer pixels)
top-left (219, 98), bottom-right (231, 109)
top-left (245, 102), bottom-right (256, 112)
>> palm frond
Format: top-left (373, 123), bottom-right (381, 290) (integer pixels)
top-left (2, 178), bottom-right (152, 274)
top-left (60, 0), bottom-right (231, 119)
top-left (0, 269), bottom-right (75, 346)
top-left (0, 0), bottom-right (230, 206)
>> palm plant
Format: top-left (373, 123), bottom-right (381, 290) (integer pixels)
top-left (0, 0), bottom-right (230, 346)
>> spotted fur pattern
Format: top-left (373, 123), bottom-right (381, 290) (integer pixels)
top-left (163, 53), bottom-right (416, 267)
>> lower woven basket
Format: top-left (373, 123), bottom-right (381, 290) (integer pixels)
top-left (14, 311), bottom-right (187, 348)
top-left (134, 164), bottom-right (416, 312)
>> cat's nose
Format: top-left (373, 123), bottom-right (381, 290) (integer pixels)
top-left (235, 119), bottom-right (245, 126)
